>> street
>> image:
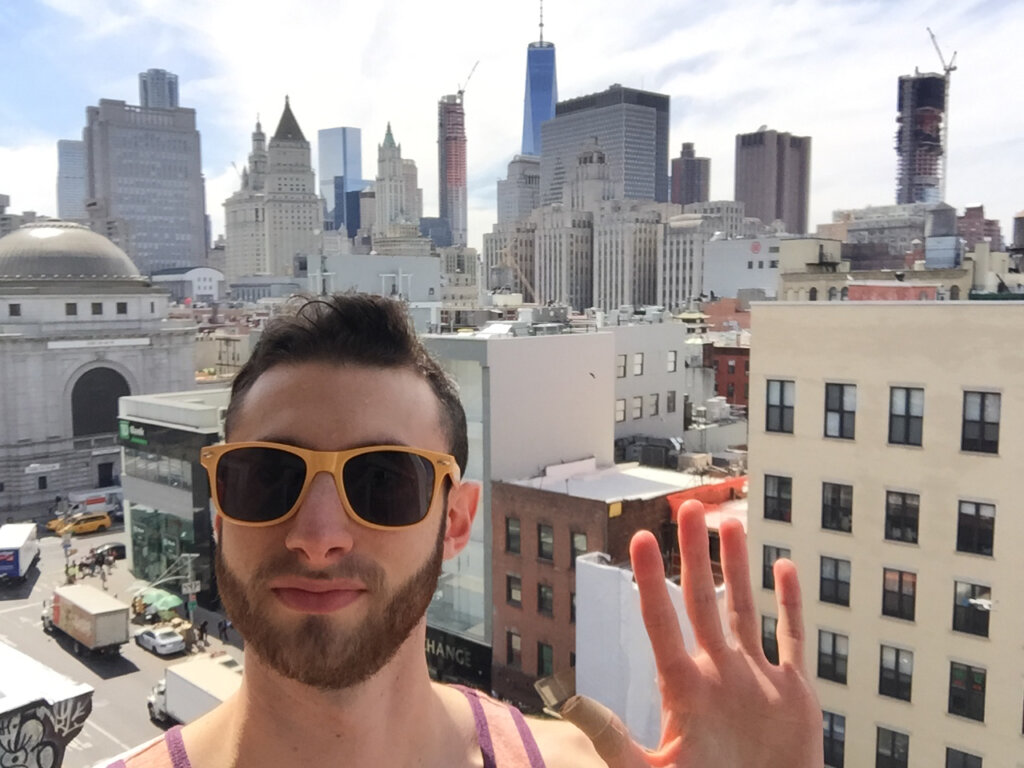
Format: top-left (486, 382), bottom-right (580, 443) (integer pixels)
top-left (0, 527), bottom-right (241, 768)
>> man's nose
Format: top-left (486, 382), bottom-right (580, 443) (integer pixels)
top-left (283, 471), bottom-right (357, 565)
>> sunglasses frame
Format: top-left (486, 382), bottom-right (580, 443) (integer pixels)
top-left (200, 441), bottom-right (461, 530)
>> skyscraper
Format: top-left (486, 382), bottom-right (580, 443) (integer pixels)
top-left (138, 69), bottom-right (179, 109)
top-left (734, 127), bottom-right (811, 235)
top-left (56, 139), bottom-right (87, 220)
top-left (374, 123), bottom-right (422, 238)
top-left (496, 155), bottom-right (541, 225)
top-left (223, 99), bottom-right (321, 280)
top-left (318, 126), bottom-right (363, 234)
top-left (895, 72), bottom-right (946, 205)
top-left (521, 7), bottom-right (557, 156)
top-left (438, 94), bottom-right (467, 246)
top-left (84, 83), bottom-right (206, 273)
top-left (670, 142), bottom-right (710, 207)
top-left (540, 84), bottom-right (670, 206)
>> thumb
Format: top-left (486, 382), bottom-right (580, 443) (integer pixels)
top-left (561, 695), bottom-right (681, 768)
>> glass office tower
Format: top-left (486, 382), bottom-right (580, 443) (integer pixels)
top-left (521, 41), bottom-right (557, 157)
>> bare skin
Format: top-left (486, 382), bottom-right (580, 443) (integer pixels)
top-left (125, 361), bottom-right (820, 768)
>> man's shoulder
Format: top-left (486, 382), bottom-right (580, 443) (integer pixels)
top-left (522, 713), bottom-right (606, 768)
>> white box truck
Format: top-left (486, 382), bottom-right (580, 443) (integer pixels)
top-left (41, 584), bottom-right (130, 656)
top-left (0, 523), bottom-right (40, 583)
top-left (147, 654), bottom-right (243, 724)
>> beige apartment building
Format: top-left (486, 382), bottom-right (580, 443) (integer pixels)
top-left (748, 301), bottom-right (1024, 768)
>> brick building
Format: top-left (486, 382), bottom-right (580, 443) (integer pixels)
top-left (705, 339), bottom-right (750, 408)
top-left (490, 459), bottom-right (733, 710)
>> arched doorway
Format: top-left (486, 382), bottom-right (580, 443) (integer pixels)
top-left (72, 367), bottom-right (130, 436)
top-left (950, 285), bottom-right (961, 300)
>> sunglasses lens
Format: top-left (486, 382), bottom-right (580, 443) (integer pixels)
top-left (342, 450), bottom-right (437, 527)
top-left (216, 446), bottom-right (307, 523)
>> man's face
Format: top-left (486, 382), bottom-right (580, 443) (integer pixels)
top-left (216, 361), bottom-right (452, 690)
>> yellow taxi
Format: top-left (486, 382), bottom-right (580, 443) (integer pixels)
top-left (56, 512), bottom-right (112, 536)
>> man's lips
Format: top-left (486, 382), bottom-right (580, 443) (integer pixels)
top-left (269, 578), bottom-right (368, 614)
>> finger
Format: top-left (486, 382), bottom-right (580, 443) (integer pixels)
top-left (718, 518), bottom-right (761, 657)
top-left (773, 559), bottom-right (806, 670)
top-left (560, 695), bottom-right (681, 768)
top-left (630, 530), bottom-right (699, 690)
top-left (677, 500), bottom-right (726, 656)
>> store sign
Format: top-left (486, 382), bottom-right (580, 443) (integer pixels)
top-left (24, 462), bottom-right (61, 474)
top-left (119, 420), bottom-right (148, 446)
top-left (425, 626), bottom-right (491, 688)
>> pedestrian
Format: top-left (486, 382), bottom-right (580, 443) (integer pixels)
top-left (198, 620), bottom-right (209, 645)
top-left (217, 619), bottom-right (227, 641)
top-left (99, 293), bottom-right (821, 768)
top-left (99, 567), bottom-right (107, 590)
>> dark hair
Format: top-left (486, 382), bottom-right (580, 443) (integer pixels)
top-left (224, 293), bottom-right (468, 473)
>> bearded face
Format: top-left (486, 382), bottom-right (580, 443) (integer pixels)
top-left (216, 514), bottom-right (445, 690)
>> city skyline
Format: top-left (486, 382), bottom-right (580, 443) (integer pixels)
top-left (1, 0), bottom-right (1020, 255)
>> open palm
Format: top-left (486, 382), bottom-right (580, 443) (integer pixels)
top-left (564, 499), bottom-right (823, 768)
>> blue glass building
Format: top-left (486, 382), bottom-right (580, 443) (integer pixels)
top-left (521, 41), bottom-right (557, 156)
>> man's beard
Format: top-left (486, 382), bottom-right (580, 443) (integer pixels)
top-left (215, 516), bottom-right (445, 691)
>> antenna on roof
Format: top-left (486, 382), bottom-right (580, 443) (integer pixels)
top-left (539, 0), bottom-right (544, 43)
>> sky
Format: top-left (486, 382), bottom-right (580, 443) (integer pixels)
top-left (1, 0), bottom-right (1021, 254)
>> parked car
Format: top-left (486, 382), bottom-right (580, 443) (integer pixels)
top-left (94, 542), bottom-right (127, 561)
top-left (135, 627), bottom-right (186, 656)
top-left (57, 512), bottom-right (112, 536)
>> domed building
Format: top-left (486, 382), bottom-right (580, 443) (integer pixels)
top-left (0, 222), bottom-right (195, 521)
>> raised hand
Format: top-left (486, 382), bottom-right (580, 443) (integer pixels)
top-left (562, 499), bottom-right (823, 768)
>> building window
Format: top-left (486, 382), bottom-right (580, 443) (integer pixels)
top-left (889, 387), bottom-right (923, 446)
top-left (885, 491), bottom-right (919, 544)
top-left (817, 630), bottom-right (849, 684)
top-left (961, 391), bottom-right (999, 453)
top-left (8, 303), bottom-right (21, 317)
top-left (945, 747), bottom-right (982, 768)
top-left (764, 475), bottom-right (792, 522)
top-left (649, 393), bottom-right (659, 416)
top-left (948, 662), bottom-right (986, 722)
top-left (91, 302), bottom-right (103, 316)
top-left (150, 301), bottom-right (155, 313)
top-left (879, 645), bottom-right (913, 701)
top-left (505, 517), bottom-right (521, 554)
top-left (727, 383), bottom-right (735, 399)
top-left (632, 396), bottom-right (643, 420)
top-left (537, 524), bottom-right (554, 561)
top-left (766, 380), bottom-right (794, 433)
top-left (763, 545), bottom-right (790, 590)
top-left (570, 592), bottom-right (576, 624)
top-left (506, 575), bottom-right (522, 606)
top-left (616, 354), bottom-right (627, 378)
top-left (953, 581), bottom-right (990, 637)
top-left (820, 557), bottom-right (851, 606)
top-left (116, 302), bottom-right (127, 315)
top-left (823, 711), bottom-right (845, 768)
top-left (882, 569), bottom-right (916, 621)
top-left (821, 482), bottom-right (853, 533)
top-left (571, 532), bottom-right (587, 568)
top-left (537, 584), bottom-right (554, 616)
top-left (761, 616), bottom-right (778, 665)
top-left (65, 302), bottom-right (77, 316)
top-left (37, 475), bottom-right (48, 490)
top-left (537, 642), bottom-right (554, 677)
top-left (506, 631), bottom-right (521, 668)
top-left (824, 383), bottom-right (856, 439)
top-left (615, 398), bottom-right (626, 423)
top-left (632, 352), bottom-right (644, 376)
top-left (809, 287), bottom-right (818, 301)
top-left (727, 359), bottom-right (736, 373)
top-left (876, 727), bottom-right (909, 768)
top-left (956, 501), bottom-right (994, 556)
top-left (667, 350), bottom-right (678, 372)
top-left (666, 390), bottom-right (677, 413)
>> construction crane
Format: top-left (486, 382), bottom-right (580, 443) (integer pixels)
top-left (457, 61), bottom-right (479, 103)
top-left (501, 244), bottom-right (535, 302)
top-left (927, 27), bottom-right (957, 202)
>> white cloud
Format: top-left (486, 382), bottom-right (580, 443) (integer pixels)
top-left (4, 0), bottom-right (1023, 250)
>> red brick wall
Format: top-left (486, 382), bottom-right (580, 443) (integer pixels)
top-left (709, 345), bottom-right (750, 407)
top-left (490, 482), bottom-right (678, 709)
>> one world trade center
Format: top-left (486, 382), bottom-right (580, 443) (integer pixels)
top-left (521, 4), bottom-right (557, 156)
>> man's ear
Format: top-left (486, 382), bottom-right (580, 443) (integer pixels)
top-left (443, 481), bottom-right (480, 560)
top-left (213, 512), bottom-right (222, 545)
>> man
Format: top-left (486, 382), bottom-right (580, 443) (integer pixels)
top-left (103, 294), bottom-right (821, 768)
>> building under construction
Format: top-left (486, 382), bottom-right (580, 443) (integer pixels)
top-left (895, 72), bottom-right (947, 205)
